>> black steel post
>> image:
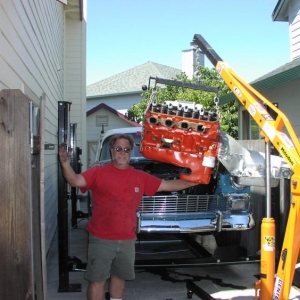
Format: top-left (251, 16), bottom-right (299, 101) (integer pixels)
top-left (69, 123), bottom-right (85, 228)
top-left (70, 124), bottom-right (78, 228)
top-left (57, 102), bottom-right (81, 292)
top-left (186, 281), bottom-right (216, 300)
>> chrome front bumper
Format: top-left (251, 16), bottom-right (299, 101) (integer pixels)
top-left (136, 194), bottom-right (254, 234)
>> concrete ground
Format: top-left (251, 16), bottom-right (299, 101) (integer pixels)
top-left (47, 219), bottom-right (300, 300)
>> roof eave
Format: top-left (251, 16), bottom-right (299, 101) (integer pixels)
top-left (272, 0), bottom-right (289, 22)
top-left (219, 65), bottom-right (300, 105)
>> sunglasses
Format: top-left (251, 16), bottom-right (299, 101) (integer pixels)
top-left (113, 146), bottom-right (132, 153)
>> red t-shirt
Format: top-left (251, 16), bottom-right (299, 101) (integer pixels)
top-left (80, 163), bottom-right (162, 240)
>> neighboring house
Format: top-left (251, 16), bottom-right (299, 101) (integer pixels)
top-left (86, 103), bottom-right (140, 166)
top-left (220, 0), bottom-right (300, 140)
top-left (86, 50), bottom-right (202, 115)
top-left (86, 61), bottom-right (182, 114)
top-left (85, 50), bottom-right (203, 164)
top-left (220, 58), bottom-right (300, 139)
top-left (273, 0), bottom-right (300, 59)
top-left (0, 1), bottom-right (86, 295)
top-left (85, 61), bottom-right (181, 164)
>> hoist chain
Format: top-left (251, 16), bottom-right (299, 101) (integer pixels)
top-left (145, 88), bottom-right (157, 113)
top-left (214, 93), bottom-right (220, 120)
top-left (150, 88), bottom-right (157, 104)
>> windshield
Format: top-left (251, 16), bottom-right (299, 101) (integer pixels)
top-left (99, 131), bottom-right (144, 161)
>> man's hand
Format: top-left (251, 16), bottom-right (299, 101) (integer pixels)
top-left (58, 143), bottom-right (86, 188)
top-left (58, 143), bottom-right (72, 163)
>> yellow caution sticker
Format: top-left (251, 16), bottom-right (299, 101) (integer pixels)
top-left (263, 235), bottom-right (275, 251)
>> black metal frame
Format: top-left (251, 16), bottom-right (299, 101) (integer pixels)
top-left (186, 280), bottom-right (216, 300)
top-left (67, 233), bottom-right (259, 272)
top-left (134, 233), bottom-right (259, 268)
top-left (69, 123), bottom-right (88, 228)
top-left (147, 76), bottom-right (219, 93)
top-left (57, 101), bottom-right (82, 292)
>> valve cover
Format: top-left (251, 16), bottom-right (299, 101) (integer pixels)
top-left (140, 100), bottom-right (220, 184)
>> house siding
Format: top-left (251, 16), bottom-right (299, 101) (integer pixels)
top-left (239, 78), bottom-right (300, 140)
top-left (289, 0), bottom-right (300, 59)
top-left (65, 17), bottom-right (87, 171)
top-left (237, 1), bottom-right (300, 140)
top-left (0, 0), bottom-right (86, 253)
top-left (0, 1), bottom-right (63, 100)
top-left (259, 79), bottom-right (300, 135)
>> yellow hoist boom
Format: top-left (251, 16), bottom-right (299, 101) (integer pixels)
top-left (191, 34), bottom-right (300, 300)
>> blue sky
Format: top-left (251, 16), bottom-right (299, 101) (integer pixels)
top-left (86, 0), bottom-right (289, 86)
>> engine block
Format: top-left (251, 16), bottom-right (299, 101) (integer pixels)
top-left (140, 100), bottom-right (221, 184)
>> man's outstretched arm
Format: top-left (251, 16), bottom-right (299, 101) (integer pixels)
top-left (157, 179), bottom-right (198, 192)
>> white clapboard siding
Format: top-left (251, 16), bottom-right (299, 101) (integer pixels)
top-left (65, 18), bottom-right (87, 171)
top-left (290, 0), bottom-right (300, 59)
top-left (0, 0), bottom-right (86, 252)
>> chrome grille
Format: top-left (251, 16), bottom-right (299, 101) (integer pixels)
top-left (138, 195), bottom-right (228, 215)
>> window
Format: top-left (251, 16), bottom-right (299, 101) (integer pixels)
top-left (240, 103), bottom-right (278, 140)
top-left (250, 117), bottom-right (260, 139)
top-left (96, 115), bottom-right (108, 127)
top-left (240, 109), bottom-right (259, 140)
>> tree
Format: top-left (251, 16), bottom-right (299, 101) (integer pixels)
top-left (125, 66), bottom-right (238, 138)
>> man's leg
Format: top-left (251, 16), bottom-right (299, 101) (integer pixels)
top-left (109, 275), bottom-right (125, 299)
top-left (87, 280), bottom-right (106, 300)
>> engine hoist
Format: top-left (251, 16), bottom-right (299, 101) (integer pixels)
top-left (189, 34), bottom-right (300, 300)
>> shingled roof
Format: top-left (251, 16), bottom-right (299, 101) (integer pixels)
top-left (86, 61), bottom-right (181, 98)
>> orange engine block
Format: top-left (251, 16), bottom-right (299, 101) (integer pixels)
top-left (140, 100), bottom-right (220, 184)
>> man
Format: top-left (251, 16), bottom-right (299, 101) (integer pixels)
top-left (58, 133), bottom-right (197, 300)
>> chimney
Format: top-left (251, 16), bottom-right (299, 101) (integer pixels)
top-left (182, 48), bottom-right (204, 79)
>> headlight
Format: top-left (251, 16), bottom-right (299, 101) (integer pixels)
top-left (225, 193), bottom-right (250, 212)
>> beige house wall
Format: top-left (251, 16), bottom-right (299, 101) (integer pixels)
top-left (0, 0), bottom-right (86, 252)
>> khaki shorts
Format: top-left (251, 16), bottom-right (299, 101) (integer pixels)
top-left (85, 235), bottom-right (136, 282)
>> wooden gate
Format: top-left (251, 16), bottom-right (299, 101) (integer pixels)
top-left (0, 89), bottom-right (45, 300)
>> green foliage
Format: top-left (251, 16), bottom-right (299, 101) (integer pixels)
top-left (125, 66), bottom-right (238, 138)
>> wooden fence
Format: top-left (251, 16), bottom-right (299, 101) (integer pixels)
top-left (0, 89), bottom-right (45, 300)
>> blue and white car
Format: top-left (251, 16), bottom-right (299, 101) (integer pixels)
top-left (90, 127), bottom-right (256, 247)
